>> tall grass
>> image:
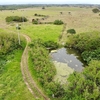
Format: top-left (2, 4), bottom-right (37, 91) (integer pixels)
top-left (21, 24), bottom-right (63, 42)
top-left (0, 50), bottom-right (35, 100)
top-left (0, 30), bottom-right (35, 100)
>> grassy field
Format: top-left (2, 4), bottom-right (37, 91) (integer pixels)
top-left (21, 24), bottom-right (63, 42)
top-left (1, 6), bottom-right (100, 42)
top-left (0, 50), bottom-right (35, 100)
top-left (0, 6), bottom-right (100, 100)
top-left (1, 6), bottom-right (100, 32)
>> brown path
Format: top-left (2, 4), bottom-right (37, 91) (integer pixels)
top-left (21, 34), bottom-right (50, 100)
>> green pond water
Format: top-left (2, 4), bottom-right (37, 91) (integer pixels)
top-left (50, 48), bottom-right (85, 84)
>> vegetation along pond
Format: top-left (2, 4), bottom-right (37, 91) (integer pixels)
top-left (50, 47), bottom-right (85, 84)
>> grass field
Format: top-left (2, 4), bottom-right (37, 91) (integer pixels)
top-left (0, 6), bottom-right (100, 100)
top-left (0, 50), bottom-right (35, 100)
top-left (1, 6), bottom-right (100, 33)
top-left (21, 24), bottom-right (63, 42)
top-left (1, 6), bottom-right (100, 43)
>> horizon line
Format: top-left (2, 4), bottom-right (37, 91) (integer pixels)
top-left (0, 3), bottom-right (100, 5)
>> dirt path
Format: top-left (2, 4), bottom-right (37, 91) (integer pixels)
top-left (59, 23), bottom-right (67, 44)
top-left (21, 34), bottom-right (50, 100)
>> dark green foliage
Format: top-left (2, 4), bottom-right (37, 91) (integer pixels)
top-left (34, 13), bottom-right (38, 16)
top-left (34, 13), bottom-right (47, 17)
top-left (32, 19), bottom-right (38, 24)
top-left (43, 41), bottom-right (59, 50)
top-left (65, 32), bottom-right (100, 52)
top-left (65, 32), bottom-right (100, 64)
top-left (45, 82), bottom-right (65, 98)
top-left (29, 39), bottom-right (56, 85)
top-left (5, 16), bottom-right (28, 22)
top-left (0, 33), bottom-right (18, 55)
top-left (67, 29), bottom-right (76, 34)
top-left (29, 39), bottom-right (65, 98)
top-left (53, 20), bottom-right (64, 25)
top-left (0, 32), bottom-right (25, 74)
top-left (92, 8), bottom-right (100, 13)
top-left (64, 31), bottom-right (100, 100)
top-left (64, 60), bottom-right (100, 100)
top-left (0, 32), bottom-right (25, 55)
top-left (81, 48), bottom-right (100, 63)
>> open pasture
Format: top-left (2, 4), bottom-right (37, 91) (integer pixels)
top-left (0, 6), bottom-right (100, 36)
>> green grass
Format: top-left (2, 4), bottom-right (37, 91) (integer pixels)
top-left (21, 24), bottom-right (63, 42)
top-left (0, 50), bottom-right (35, 100)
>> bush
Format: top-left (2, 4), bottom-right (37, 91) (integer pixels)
top-left (53, 20), bottom-right (64, 25)
top-left (92, 8), bottom-right (100, 13)
top-left (6, 16), bottom-right (28, 22)
top-left (43, 41), bottom-right (59, 50)
top-left (42, 6), bottom-right (45, 9)
top-left (81, 48), bottom-right (100, 63)
top-left (32, 19), bottom-right (38, 24)
top-left (65, 32), bottom-right (100, 51)
top-left (64, 60), bottom-right (100, 100)
top-left (34, 13), bottom-right (38, 16)
top-left (29, 39), bottom-right (65, 98)
top-left (67, 29), bottom-right (76, 34)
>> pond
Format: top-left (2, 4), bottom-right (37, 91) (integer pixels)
top-left (50, 47), bottom-right (85, 84)
top-left (50, 47), bottom-right (84, 72)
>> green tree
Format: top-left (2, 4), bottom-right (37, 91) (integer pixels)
top-left (67, 29), bottom-right (76, 34)
top-left (43, 41), bottom-right (59, 50)
top-left (92, 8), bottom-right (100, 13)
top-left (53, 20), bottom-right (64, 25)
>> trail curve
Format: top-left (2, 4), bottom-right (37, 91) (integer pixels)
top-left (21, 34), bottom-right (50, 100)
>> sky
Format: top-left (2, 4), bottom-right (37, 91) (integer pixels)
top-left (0, 0), bottom-right (100, 5)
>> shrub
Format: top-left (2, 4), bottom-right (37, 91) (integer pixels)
top-left (67, 29), bottom-right (76, 34)
top-left (34, 13), bottom-right (37, 16)
top-left (42, 6), bottom-right (45, 9)
top-left (65, 32), bottom-right (100, 51)
top-left (32, 19), bottom-right (38, 24)
top-left (92, 8), bottom-right (100, 13)
top-left (5, 16), bottom-right (28, 22)
top-left (29, 39), bottom-right (65, 98)
top-left (64, 60), bottom-right (100, 100)
top-left (53, 20), bottom-right (64, 25)
top-left (81, 48), bottom-right (100, 63)
top-left (43, 41), bottom-right (59, 50)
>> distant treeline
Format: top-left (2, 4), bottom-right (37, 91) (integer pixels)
top-left (0, 4), bottom-right (100, 10)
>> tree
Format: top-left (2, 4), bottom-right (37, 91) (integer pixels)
top-left (42, 6), bottom-right (45, 9)
top-left (92, 8), bottom-right (100, 13)
top-left (67, 29), bottom-right (76, 34)
top-left (53, 20), bottom-right (64, 25)
top-left (60, 12), bottom-right (63, 14)
top-left (43, 41), bottom-right (59, 50)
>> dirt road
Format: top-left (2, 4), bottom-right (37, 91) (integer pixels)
top-left (21, 34), bottom-right (50, 100)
